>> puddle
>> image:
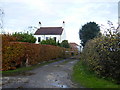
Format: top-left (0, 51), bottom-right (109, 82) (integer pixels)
top-left (69, 61), bottom-right (75, 64)
top-left (51, 83), bottom-right (68, 88)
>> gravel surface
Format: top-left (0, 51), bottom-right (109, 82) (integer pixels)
top-left (2, 59), bottom-right (81, 88)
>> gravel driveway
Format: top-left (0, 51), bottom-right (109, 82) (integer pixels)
top-left (2, 59), bottom-right (80, 88)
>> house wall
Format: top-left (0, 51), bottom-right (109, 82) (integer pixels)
top-left (34, 35), bottom-right (62, 44)
top-left (61, 28), bottom-right (66, 41)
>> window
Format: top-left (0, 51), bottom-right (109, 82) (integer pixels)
top-left (53, 37), bottom-right (56, 42)
top-left (38, 37), bottom-right (41, 42)
top-left (46, 37), bottom-right (49, 40)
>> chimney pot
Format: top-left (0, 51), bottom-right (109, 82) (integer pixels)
top-left (39, 22), bottom-right (41, 28)
top-left (39, 22), bottom-right (41, 25)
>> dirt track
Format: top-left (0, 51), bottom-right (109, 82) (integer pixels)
top-left (2, 59), bottom-right (81, 88)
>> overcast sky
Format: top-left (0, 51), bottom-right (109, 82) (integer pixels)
top-left (0, 0), bottom-right (119, 45)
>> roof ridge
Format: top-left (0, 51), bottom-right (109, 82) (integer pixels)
top-left (34, 26), bottom-right (63, 35)
top-left (40, 27), bottom-right (62, 28)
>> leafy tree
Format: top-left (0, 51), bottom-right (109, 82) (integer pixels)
top-left (60, 40), bottom-right (70, 48)
top-left (40, 38), bottom-right (57, 46)
top-left (12, 32), bottom-right (36, 43)
top-left (79, 22), bottom-right (101, 47)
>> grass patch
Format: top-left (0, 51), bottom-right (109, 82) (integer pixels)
top-left (72, 61), bottom-right (120, 88)
top-left (1, 58), bottom-right (63, 76)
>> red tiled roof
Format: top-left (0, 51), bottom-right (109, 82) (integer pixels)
top-left (69, 43), bottom-right (79, 50)
top-left (34, 27), bottom-right (63, 35)
top-left (69, 43), bottom-right (79, 46)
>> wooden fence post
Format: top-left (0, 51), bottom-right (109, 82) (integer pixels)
top-left (26, 54), bottom-right (29, 67)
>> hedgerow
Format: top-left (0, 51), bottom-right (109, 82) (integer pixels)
top-left (2, 34), bottom-right (73, 71)
top-left (80, 33), bottom-right (120, 83)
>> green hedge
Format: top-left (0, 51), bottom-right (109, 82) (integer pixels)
top-left (80, 33), bottom-right (120, 83)
top-left (12, 32), bottom-right (36, 43)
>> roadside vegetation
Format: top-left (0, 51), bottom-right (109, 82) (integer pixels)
top-left (72, 61), bottom-right (120, 88)
top-left (1, 59), bottom-right (63, 76)
top-left (40, 39), bottom-right (70, 48)
top-left (40, 38), bottom-right (59, 46)
top-left (73, 21), bottom-right (120, 88)
top-left (12, 32), bottom-right (36, 43)
top-left (2, 34), bottom-right (70, 71)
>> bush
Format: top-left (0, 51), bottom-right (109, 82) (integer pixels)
top-left (2, 34), bottom-right (72, 71)
top-left (40, 38), bottom-right (57, 46)
top-left (40, 39), bottom-right (70, 49)
top-left (80, 33), bottom-right (120, 83)
top-left (60, 40), bottom-right (70, 48)
top-left (12, 32), bottom-right (36, 43)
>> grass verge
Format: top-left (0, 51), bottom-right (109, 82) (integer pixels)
top-left (1, 58), bottom-right (63, 76)
top-left (72, 60), bottom-right (120, 88)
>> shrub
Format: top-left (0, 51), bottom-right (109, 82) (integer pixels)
top-left (40, 39), bottom-right (70, 49)
top-left (80, 33), bottom-right (120, 83)
top-left (12, 32), bottom-right (36, 43)
top-left (40, 38), bottom-right (57, 46)
top-left (60, 40), bottom-right (70, 48)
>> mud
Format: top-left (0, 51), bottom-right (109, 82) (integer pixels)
top-left (2, 59), bottom-right (82, 88)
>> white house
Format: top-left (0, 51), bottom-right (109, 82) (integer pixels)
top-left (34, 21), bottom-right (66, 44)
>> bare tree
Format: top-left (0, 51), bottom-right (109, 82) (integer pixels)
top-left (24, 26), bottom-right (37, 34)
top-left (0, 8), bottom-right (5, 34)
top-left (100, 21), bottom-right (119, 36)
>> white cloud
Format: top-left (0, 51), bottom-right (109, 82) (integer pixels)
top-left (0, 0), bottom-right (119, 2)
top-left (0, 0), bottom-right (118, 45)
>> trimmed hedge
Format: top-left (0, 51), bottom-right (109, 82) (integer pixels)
top-left (2, 34), bottom-right (69, 71)
top-left (80, 33), bottom-right (120, 83)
